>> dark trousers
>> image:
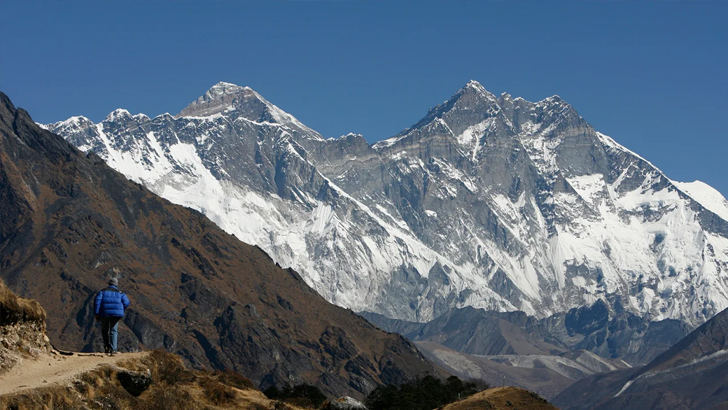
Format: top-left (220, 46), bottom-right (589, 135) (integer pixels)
top-left (100, 316), bottom-right (121, 352)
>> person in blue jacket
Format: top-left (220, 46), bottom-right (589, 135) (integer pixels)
top-left (94, 278), bottom-right (130, 356)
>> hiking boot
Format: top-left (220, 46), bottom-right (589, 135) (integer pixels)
top-left (110, 351), bottom-right (118, 357)
top-left (104, 346), bottom-right (110, 355)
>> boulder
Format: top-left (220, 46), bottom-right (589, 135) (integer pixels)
top-left (328, 396), bottom-right (368, 410)
top-left (116, 368), bottom-right (152, 396)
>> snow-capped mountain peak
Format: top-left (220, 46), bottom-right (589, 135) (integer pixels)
top-left (53, 115), bottom-right (93, 129)
top-left (177, 81), bottom-right (261, 118)
top-left (176, 81), bottom-right (322, 140)
top-left (464, 79), bottom-right (488, 92)
top-left (458, 79), bottom-right (498, 102)
top-left (105, 108), bottom-right (132, 122)
top-left (206, 81), bottom-right (250, 97)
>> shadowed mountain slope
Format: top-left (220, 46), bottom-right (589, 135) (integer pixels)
top-left (553, 307), bottom-right (728, 410)
top-left (0, 91), bottom-right (437, 398)
top-left (361, 302), bottom-right (689, 366)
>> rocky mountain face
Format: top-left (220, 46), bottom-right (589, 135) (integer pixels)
top-left (362, 301), bottom-right (690, 365)
top-left (361, 302), bottom-right (689, 399)
top-left (0, 92), bottom-right (438, 398)
top-left (360, 300), bottom-right (690, 399)
top-left (46, 81), bottom-right (728, 328)
top-left (553, 306), bottom-right (728, 410)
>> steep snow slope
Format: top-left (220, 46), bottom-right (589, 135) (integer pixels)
top-left (47, 81), bottom-right (728, 327)
top-left (673, 180), bottom-right (728, 222)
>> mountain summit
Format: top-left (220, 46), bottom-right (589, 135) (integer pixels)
top-left (177, 81), bottom-right (252, 117)
top-left (47, 81), bottom-right (728, 329)
top-left (177, 81), bottom-right (321, 139)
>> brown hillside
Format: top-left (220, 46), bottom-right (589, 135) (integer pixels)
top-left (0, 91), bottom-right (437, 398)
top-left (0, 278), bottom-right (306, 410)
top-left (441, 387), bottom-right (560, 410)
top-left (0, 279), bottom-right (46, 325)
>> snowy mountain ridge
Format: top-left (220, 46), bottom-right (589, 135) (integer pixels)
top-left (47, 81), bottom-right (728, 327)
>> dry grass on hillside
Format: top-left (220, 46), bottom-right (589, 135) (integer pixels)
top-left (440, 387), bottom-right (559, 410)
top-left (0, 280), bottom-right (46, 326)
top-left (0, 279), bottom-right (52, 376)
top-left (0, 350), bottom-right (306, 410)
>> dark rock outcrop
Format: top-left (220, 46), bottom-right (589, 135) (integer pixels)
top-left (116, 368), bottom-right (152, 396)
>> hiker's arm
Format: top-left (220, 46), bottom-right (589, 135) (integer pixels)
top-left (94, 291), bottom-right (102, 320)
top-left (122, 293), bottom-right (130, 310)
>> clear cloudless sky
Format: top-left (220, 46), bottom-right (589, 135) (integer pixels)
top-left (1, 1), bottom-right (726, 197)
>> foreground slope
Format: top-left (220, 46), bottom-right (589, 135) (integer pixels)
top-left (48, 81), bottom-right (728, 327)
top-left (0, 350), bottom-right (311, 410)
top-left (553, 306), bottom-right (728, 410)
top-left (440, 387), bottom-right (559, 410)
top-left (0, 280), bottom-right (309, 410)
top-left (0, 91), bottom-right (436, 398)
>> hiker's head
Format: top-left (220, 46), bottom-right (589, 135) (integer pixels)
top-left (109, 278), bottom-right (119, 287)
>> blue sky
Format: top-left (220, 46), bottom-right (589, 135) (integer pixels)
top-left (1, 1), bottom-right (726, 197)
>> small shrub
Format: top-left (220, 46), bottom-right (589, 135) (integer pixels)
top-left (365, 375), bottom-right (481, 410)
top-left (200, 377), bottom-right (237, 405)
top-left (468, 378), bottom-right (491, 392)
top-left (137, 385), bottom-right (201, 410)
top-left (274, 401), bottom-right (296, 410)
top-left (0, 385), bottom-right (81, 410)
top-left (215, 368), bottom-right (256, 390)
top-left (528, 391), bottom-right (549, 403)
top-left (264, 383), bottom-right (327, 408)
top-left (144, 350), bottom-right (196, 385)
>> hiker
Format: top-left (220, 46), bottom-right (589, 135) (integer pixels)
top-left (94, 278), bottom-right (130, 356)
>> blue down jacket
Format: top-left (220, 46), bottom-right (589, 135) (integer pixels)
top-left (94, 286), bottom-right (130, 318)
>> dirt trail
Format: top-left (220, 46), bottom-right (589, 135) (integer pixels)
top-left (0, 351), bottom-right (147, 396)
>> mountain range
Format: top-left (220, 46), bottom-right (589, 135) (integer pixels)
top-left (553, 306), bottom-right (728, 409)
top-left (46, 80), bottom-right (728, 329)
top-left (360, 302), bottom-right (690, 399)
top-left (0, 91), bottom-right (437, 398)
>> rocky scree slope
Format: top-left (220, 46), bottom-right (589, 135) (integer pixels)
top-left (47, 81), bottom-right (728, 328)
top-left (552, 306), bottom-right (728, 410)
top-left (0, 91), bottom-right (437, 398)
